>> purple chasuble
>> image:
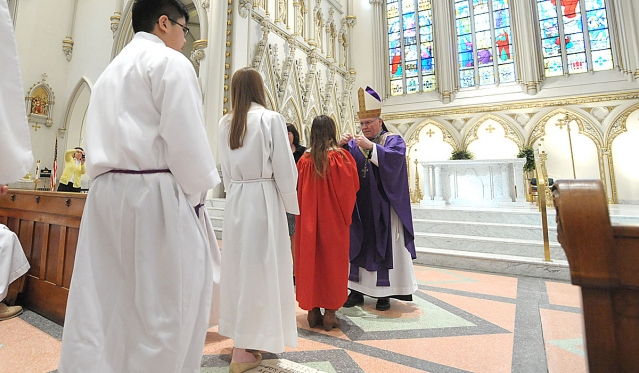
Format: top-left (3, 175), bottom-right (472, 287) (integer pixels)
top-left (345, 133), bottom-right (416, 286)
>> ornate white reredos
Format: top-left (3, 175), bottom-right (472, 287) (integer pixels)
top-left (25, 73), bottom-right (56, 129)
top-left (248, 7), bottom-right (355, 145)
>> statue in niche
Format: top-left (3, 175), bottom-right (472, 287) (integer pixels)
top-left (279, 0), bottom-right (287, 25)
top-left (315, 12), bottom-right (323, 51)
top-left (298, 0), bottom-right (307, 38)
top-left (340, 31), bottom-right (347, 66)
top-left (329, 23), bottom-right (336, 59)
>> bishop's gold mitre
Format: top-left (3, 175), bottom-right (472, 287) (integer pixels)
top-left (357, 86), bottom-right (383, 120)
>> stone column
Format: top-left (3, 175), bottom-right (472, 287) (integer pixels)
top-left (369, 0), bottom-right (387, 98)
top-left (610, 0), bottom-right (639, 80)
top-left (433, 166), bottom-right (444, 202)
top-left (501, 164), bottom-right (511, 201)
top-left (509, 0), bottom-right (543, 94)
top-left (432, 0), bottom-right (457, 103)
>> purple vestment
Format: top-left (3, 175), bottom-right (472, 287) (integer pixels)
top-left (346, 133), bottom-right (416, 287)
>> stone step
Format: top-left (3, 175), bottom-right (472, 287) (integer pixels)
top-left (413, 219), bottom-right (558, 242)
top-left (414, 232), bottom-right (567, 261)
top-left (415, 247), bottom-right (570, 281)
top-left (411, 207), bottom-right (557, 227)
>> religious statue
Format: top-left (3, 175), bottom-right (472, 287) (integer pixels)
top-left (30, 97), bottom-right (48, 115)
top-left (278, 0), bottom-right (287, 25)
top-left (315, 11), bottom-right (323, 51)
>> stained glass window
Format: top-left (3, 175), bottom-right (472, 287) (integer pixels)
top-left (455, 0), bottom-right (515, 88)
top-left (537, 0), bottom-right (613, 77)
top-left (387, 0), bottom-right (436, 96)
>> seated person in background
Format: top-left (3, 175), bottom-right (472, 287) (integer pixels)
top-left (57, 147), bottom-right (85, 192)
top-left (0, 224), bottom-right (29, 321)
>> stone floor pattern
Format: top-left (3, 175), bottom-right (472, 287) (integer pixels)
top-left (0, 264), bottom-right (587, 373)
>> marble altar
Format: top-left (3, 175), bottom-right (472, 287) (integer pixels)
top-left (419, 159), bottom-right (527, 207)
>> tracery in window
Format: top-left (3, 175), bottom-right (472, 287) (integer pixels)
top-left (455, 0), bottom-right (515, 88)
top-left (387, 0), bottom-right (436, 96)
top-left (538, 0), bottom-right (613, 77)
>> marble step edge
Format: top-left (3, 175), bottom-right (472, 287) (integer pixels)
top-left (414, 231), bottom-right (562, 246)
top-left (412, 218), bottom-right (558, 230)
top-left (414, 247), bottom-right (570, 281)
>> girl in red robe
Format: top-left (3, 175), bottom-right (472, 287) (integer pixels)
top-left (295, 115), bottom-right (360, 331)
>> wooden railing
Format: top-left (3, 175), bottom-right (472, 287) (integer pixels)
top-left (0, 190), bottom-right (85, 325)
top-left (552, 180), bottom-right (639, 373)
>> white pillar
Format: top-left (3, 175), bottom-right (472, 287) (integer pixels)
top-left (510, 0), bottom-right (544, 94)
top-left (368, 0), bottom-right (386, 98)
top-left (432, 0), bottom-right (457, 103)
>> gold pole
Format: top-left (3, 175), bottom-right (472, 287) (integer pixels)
top-left (534, 149), bottom-right (552, 262)
top-left (557, 114), bottom-right (577, 179)
top-left (566, 121), bottom-right (577, 179)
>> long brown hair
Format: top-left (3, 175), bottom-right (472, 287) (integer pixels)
top-left (229, 67), bottom-right (268, 149)
top-left (309, 115), bottom-right (342, 178)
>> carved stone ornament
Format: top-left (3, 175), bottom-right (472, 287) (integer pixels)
top-left (190, 39), bottom-right (208, 67)
top-left (201, 0), bottom-right (209, 9)
top-left (110, 12), bottom-right (121, 37)
top-left (62, 37), bottom-right (74, 62)
top-left (239, 0), bottom-right (253, 18)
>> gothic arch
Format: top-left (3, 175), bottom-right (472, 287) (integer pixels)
top-left (528, 108), bottom-right (604, 148)
top-left (405, 119), bottom-right (458, 150)
top-left (606, 101), bottom-right (639, 147)
top-left (61, 77), bottom-right (93, 148)
top-left (112, 0), bottom-right (206, 59)
top-left (281, 98), bottom-right (303, 129)
top-left (462, 114), bottom-right (524, 150)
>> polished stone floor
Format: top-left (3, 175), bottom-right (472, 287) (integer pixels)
top-left (0, 263), bottom-right (586, 373)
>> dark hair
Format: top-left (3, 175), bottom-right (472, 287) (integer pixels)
top-left (287, 124), bottom-right (301, 148)
top-left (229, 67), bottom-right (268, 150)
top-left (309, 115), bottom-right (344, 178)
top-left (132, 0), bottom-right (189, 34)
top-left (74, 147), bottom-right (84, 152)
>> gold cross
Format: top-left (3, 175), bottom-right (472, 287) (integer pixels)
top-left (556, 120), bottom-right (566, 130)
top-left (32, 122), bottom-right (41, 131)
top-left (486, 125), bottom-right (496, 134)
top-left (426, 129), bottom-right (435, 137)
top-left (361, 161), bottom-right (369, 178)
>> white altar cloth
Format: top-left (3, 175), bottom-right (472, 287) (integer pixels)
top-left (0, 224), bottom-right (29, 300)
top-left (419, 159), bottom-right (526, 207)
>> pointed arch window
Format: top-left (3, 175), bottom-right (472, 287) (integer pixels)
top-left (387, 0), bottom-right (436, 96)
top-left (538, 0), bottom-right (614, 77)
top-left (455, 0), bottom-right (516, 88)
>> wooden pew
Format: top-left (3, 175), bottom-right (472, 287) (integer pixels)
top-left (552, 180), bottom-right (639, 373)
top-left (0, 190), bottom-right (85, 325)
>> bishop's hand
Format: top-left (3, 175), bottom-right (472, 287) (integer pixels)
top-left (354, 135), bottom-right (374, 150)
top-left (339, 133), bottom-right (353, 147)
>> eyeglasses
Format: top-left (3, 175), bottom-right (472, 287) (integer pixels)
top-left (360, 118), bottom-right (379, 127)
top-left (167, 17), bottom-right (190, 37)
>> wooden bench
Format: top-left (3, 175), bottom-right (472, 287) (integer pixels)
top-left (0, 190), bottom-right (85, 325)
top-left (552, 180), bottom-right (639, 373)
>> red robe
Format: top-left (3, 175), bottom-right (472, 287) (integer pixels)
top-left (295, 150), bottom-right (359, 310)
top-left (551, 0), bottom-right (579, 18)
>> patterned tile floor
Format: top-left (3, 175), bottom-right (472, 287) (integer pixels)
top-left (0, 264), bottom-right (587, 373)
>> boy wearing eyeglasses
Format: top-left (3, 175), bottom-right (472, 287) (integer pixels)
top-left (58, 1), bottom-right (221, 372)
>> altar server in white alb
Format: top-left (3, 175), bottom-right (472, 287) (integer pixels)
top-left (0, 0), bottom-right (34, 321)
top-left (217, 67), bottom-right (299, 373)
top-left (58, 1), bottom-right (221, 372)
top-left (0, 0), bottom-right (33, 196)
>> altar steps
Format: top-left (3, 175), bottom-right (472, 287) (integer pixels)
top-left (206, 198), bottom-right (639, 281)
